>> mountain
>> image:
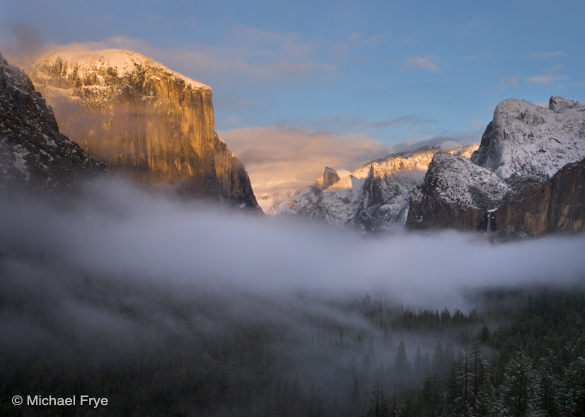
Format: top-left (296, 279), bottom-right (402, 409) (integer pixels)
top-left (472, 96), bottom-right (585, 183)
top-left (276, 144), bottom-right (478, 232)
top-left (407, 97), bottom-right (585, 235)
top-left (0, 53), bottom-right (105, 192)
top-left (407, 152), bottom-right (511, 230)
top-left (30, 48), bottom-right (259, 209)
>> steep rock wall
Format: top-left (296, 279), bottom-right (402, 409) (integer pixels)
top-left (494, 157), bottom-right (585, 236)
top-left (30, 49), bottom-right (258, 208)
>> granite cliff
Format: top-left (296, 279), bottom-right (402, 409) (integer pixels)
top-left (493, 157), bottom-right (585, 236)
top-left (30, 48), bottom-right (258, 209)
top-left (407, 152), bottom-right (510, 231)
top-left (0, 53), bottom-right (105, 192)
top-left (407, 97), bottom-right (585, 235)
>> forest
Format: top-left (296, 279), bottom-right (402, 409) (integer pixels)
top-left (1, 282), bottom-right (584, 417)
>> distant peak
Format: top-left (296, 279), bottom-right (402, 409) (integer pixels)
top-left (322, 166), bottom-right (350, 188)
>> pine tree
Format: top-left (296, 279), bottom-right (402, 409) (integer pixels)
top-left (498, 351), bottom-right (544, 417)
top-left (557, 356), bottom-right (585, 416)
top-left (365, 381), bottom-right (390, 417)
top-left (393, 341), bottom-right (412, 388)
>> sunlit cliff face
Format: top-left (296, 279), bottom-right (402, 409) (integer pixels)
top-left (29, 48), bottom-right (258, 208)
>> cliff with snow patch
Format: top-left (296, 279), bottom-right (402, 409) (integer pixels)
top-left (30, 49), bottom-right (258, 209)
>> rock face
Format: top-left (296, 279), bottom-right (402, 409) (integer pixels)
top-left (407, 97), bottom-right (585, 235)
top-left (407, 153), bottom-right (510, 230)
top-left (213, 135), bottom-right (258, 208)
top-left (30, 48), bottom-right (259, 209)
top-left (0, 53), bottom-right (105, 192)
top-left (494, 157), bottom-right (585, 236)
top-left (276, 144), bottom-right (478, 232)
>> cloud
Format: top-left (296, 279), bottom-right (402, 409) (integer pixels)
top-left (496, 75), bottom-right (519, 91)
top-left (525, 65), bottom-right (567, 85)
top-left (0, 22), bottom-right (45, 67)
top-left (346, 32), bottom-right (384, 46)
top-left (405, 56), bottom-right (438, 72)
top-left (231, 25), bottom-right (302, 43)
top-left (322, 114), bottom-right (438, 129)
top-left (219, 125), bottom-right (389, 210)
top-left (33, 29), bottom-right (336, 89)
top-left (395, 37), bottom-right (417, 47)
top-left (456, 16), bottom-right (497, 38)
top-left (525, 75), bottom-right (555, 84)
top-left (387, 132), bottom-right (481, 154)
top-left (220, 124), bottom-right (480, 211)
top-left (534, 51), bottom-right (566, 58)
top-left (331, 32), bottom-right (387, 56)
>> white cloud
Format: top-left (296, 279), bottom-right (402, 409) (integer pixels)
top-left (526, 75), bottom-right (555, 84)
top-left (525, 65), bottom-right (567, 85)
top-left (496, 75), bottom-right (519, 91)
top-left (322, 114), bottom-right (438, 129)
top-left (534, 51), bottom-right (566, 58)
top-left (39, 30), bottom-right (337, 90)
top-left (405, 56), bottom-right (438, 72)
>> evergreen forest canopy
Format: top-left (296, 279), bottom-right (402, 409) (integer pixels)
top-left (1, 282), bottom-right (585, 417)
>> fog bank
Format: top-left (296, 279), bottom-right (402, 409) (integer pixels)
top-left (1, 178), bottom-right (583, 309)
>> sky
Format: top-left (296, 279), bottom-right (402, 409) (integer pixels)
top-left (2, 0), bottom-right (585, 201)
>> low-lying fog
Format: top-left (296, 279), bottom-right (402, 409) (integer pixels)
top-left (2, 178), bottom-right (584, 304)
top-left (1, 178), bottom-right (584, 415)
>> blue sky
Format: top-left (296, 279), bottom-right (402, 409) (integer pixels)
top-left (2, 0), bottom-right (584, 147)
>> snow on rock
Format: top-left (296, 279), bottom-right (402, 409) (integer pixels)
top-left (417, 152), bottom-right (510, 209)
top-left (0, 53), bottom-right (106, 191)
top-left (406, 153), bottom-right (511, 230)
top-left (33, 48), bottom-right (210, 93)
top-left (408, 96), bottom-right (585, 233)
top-left (471, 96), bottom-right (585, 183)
top-left (276, 144), bottom-right (478, 232)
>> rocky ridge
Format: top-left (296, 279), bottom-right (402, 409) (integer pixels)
top-left (0, 53), bottom-right (105, 192)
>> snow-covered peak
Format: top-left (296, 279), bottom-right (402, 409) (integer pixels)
top-left (472, 96), bottom-right (585, 181)
top-left (34, 48), bottom-right (211, 91)
top-left (423, 152), bottom-right (510, 209)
